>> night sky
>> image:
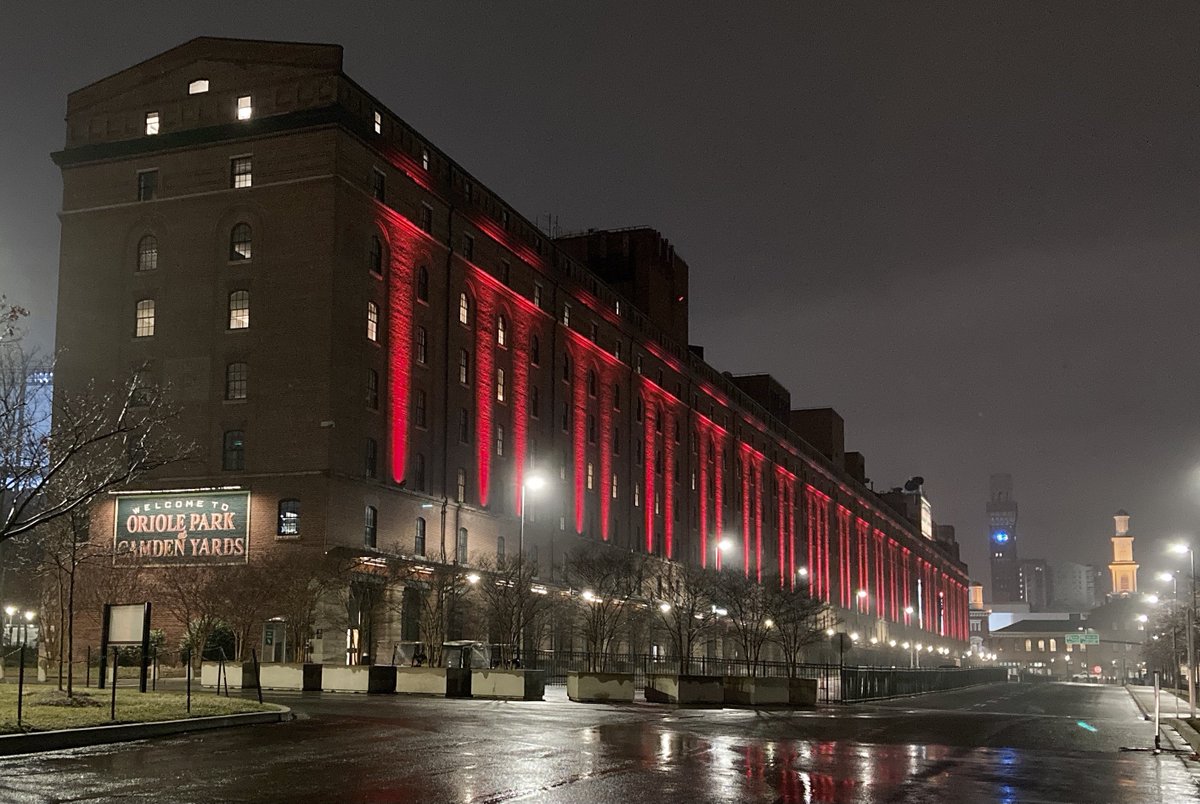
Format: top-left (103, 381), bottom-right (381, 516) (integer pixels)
top-left (3, 3), bottom-right (1197, 594)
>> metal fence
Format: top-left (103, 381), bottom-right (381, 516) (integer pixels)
top-left (522, 651), bottom-right (1005, 703)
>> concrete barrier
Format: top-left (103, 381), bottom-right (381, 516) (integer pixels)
top-left (567, 671), bottom-right (635, 703)
top-left (471, 669), bottom-right (545, 700)
top-left (723, 675), bottom-right (790, 706)
top-left (789, 677), bottom-right (818, 707)
top-left (258, 663), bottom-right (322, 691)
top-left (200, 661), bottom-right (255, 689)
top-left (645, 674), bottom-right (724, 705)
top-left (322, 665), bottom-right (371, 693)
top-left (395, 667), bottom-right (447, 696)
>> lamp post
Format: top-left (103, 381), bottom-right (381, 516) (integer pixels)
top-left (714, 537), bottom-right (733, 571)
top-left (515, 474), bottom-right (545, 665)
top-left (1171, 544), bottom-right (1196, 719)
top-left (1159, 570), bottom-right (1181, 698)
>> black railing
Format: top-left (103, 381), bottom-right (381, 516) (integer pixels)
top-left (839, 666), bottom-right (1008, 701)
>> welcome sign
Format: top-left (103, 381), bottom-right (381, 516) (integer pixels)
top-left (113, 491), bottom-right (251, 566)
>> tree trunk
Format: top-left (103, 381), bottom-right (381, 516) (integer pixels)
top-left (66, 559), bottom-right (76, 697)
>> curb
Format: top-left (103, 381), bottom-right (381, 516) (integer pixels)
top-left (0, 706), bottom-right (291, 757)
top-left (1124, 684), bottom-right (1151, 720)
top-left (1166, 717), bottom-right (1200, 754)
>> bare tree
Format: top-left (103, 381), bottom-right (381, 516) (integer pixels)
top-left (36, 506), bottom-right (105, 694)
top-left (652, 560), bottom-right (722, 673)
top-left (156, 567), bottom-right (226, 669)
top-left (472, 554), bottom-right (558, 666)
top-left (767, 582), bottom-right (832, 679)
top-left (566, 544), bottom-right (646, 672)
top-left (217, 563), bottom-right (277, 662)
top-left (268, 554), bottom-right (342, 663)
top-left (715, 571), bottom-right (775, 677)
top-left (403, 561), bottom-right (475, 667)
top-left (1, 321), bottom-right (191, 546)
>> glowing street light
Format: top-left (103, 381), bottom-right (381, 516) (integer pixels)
top-left (466, 573), bottom-right (481, 585)
top-left (659, 602), bottom-right (672, 614)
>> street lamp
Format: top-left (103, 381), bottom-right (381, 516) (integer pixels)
top-left (519, 473), bottom-right (547, 560)
top-left (1160, 570), bottom-right (1182, 697)
top-left (2, 605), bottom-right (14, 646)
top-left (715, 537), bottom-right (734, 570)
top-left (1171, 543), bottom-right (1196, 718)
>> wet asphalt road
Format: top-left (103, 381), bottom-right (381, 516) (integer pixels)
top-left (0, 682), bottom-right (1196, 803)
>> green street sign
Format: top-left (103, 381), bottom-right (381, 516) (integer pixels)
top-left (1065, 633), bottom-right (1100, 645)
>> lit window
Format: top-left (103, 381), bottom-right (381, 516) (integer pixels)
top-left (562, 303), bottom-right (570, 326)
top-left (229, 223), bottom-right (252, 261)
top-left (135, 299), bottom-right (155, 337)
top-left (496, 368), bottom-right (505, 402)
top-left (225, 362), bottom-right (247, 400)
top-left (421, 148), bottom-right (430, 170)
top-left (277, 499), bottom-right (299, 536)
top-left (230, 157), bottom-right (252, 189)
top-left (587, 463), bottom-right (594, 490)
top-left (137, 235), bottom-right (158, 272)
top-left (228, 291), bottom-right (250, 329)
top-left (458, 293), bottom-right (470, 325)
top-left (366, 301), bottom-right (379, 341)
top-left (222, 430), bottom-right (245, 471)
top-left (145, 112), bottom-right (160, 136)
top-left (364, 505), bottom-right (377, 548)
top-left (368, 236), bottom-right (383, 275)
top-left (188, 79), bottom-right (209, 95)
top-left (373, 110), bottom-right (382, 134)
top-left (497, 315), bottom-right (507, 347)
top-left (416, 326), bottom-right (427, 364)
top-left (611, 474), bottom-right (618, 499)
top-left (496, 425), bottom-right (504, 456)
top-left (237, 95), bottom-right (253, 120)
top-left (137, 170), bottom-right (158, 201)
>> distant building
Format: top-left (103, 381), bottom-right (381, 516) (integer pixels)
top-left (1108, 510), bottom-right (1138, 598)
top-left (987, 474), bottom-right (1020, 603)
top-left (968, 582), bottom-right (989, 653)
top-left (1017, 558), bottom-right (1052, 612)
top-left (1051, 561), bottom-right (1097, 610)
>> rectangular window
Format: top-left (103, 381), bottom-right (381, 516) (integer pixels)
top-left (421, 148), bottom-right (430, 171)
top-left (456, 527), bottom-right (468, 563)
top-left (145, 112), bottom-right (160, 136)
top-left (414, 517), bottom-right (426, 555)
top-left (501, 260), bottom-right (511, 285)
top-left (496, 425), bottom-right (504, 456)
top-left (496, 368), bottom-right (505, 402)
top-left (237, 95), bottom-right (253, 120)
top-left (562, 303), bottom-right (570, 326)
top-left (231, 157), bottom-right (252, 189)
top-left (222, 430), bottom-right (245, 471)
top-left (364, 438), bottom-right (378, 479)
top-left (135, 299), bottom-right (155, 337)
top-left (459, 409), bottom-right (470, 443)
top-left (416, 326), bottom-right (427, 364)
top-left (367, 302), bottom-right (379, 341)
top-left (228, 291), bottom-right (250, 330)
top-left (277, 499), bottom-right (299, 536)
top-left (366, 369), bottom-right (379, 409)
top-left (188, 79), bottom-right (209, 95)
top-left (364, 506), bottom-right (377, 548)
top-left (137, 170), bottom-right (158, 201)
top-left (587, 463), bottom-right (594, 490)
top-left (416, 205), bottom-right (433, 235)
top-left (462, 233), bottom-right (474, 261)
top-left (372, 169), bottom-right (385, 202)
top-left (373, 110), bottom-right (382, 134)
top-left (533, 283), bottom-right (543, 308)
top-left (456, 469), bottom-right (467, 503)
top-left (225, 362), bottom-right (247, 400)
top-left (530, 385), bottom-right (540, 418)
top-left (458, 349), bottom-right (471, 385)
top-left (415, 389), bottom-right (427, 427)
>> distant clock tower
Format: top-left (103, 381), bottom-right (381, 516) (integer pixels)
top-left (987, 474), bottom-right (1020, 603)
top-left (1108, 510), bottom-right (1138, 597)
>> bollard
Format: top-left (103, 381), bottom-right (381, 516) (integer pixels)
top-left (17, 644), bottom-right (26, 727)
top-left (1154, 671), bottom-right (1162, 752)
top-left (185, 649), bottom-right (192, 714)
top-left (110, 648), bottom-right (119, 721)
top-left (86, 646), bottom-right (91, 688)
top-left (251, 649), bottom-right (263, 705)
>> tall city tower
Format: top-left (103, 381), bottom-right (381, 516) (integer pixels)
top-left (1108, 510), bottom-right (1139, 597)
top-left (987, 474), bottom-right (1020, 602)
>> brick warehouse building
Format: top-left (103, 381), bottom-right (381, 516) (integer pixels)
top-left (52, 37), bottom-right (969, 664)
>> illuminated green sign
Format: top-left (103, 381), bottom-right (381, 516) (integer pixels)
top-left (113, 491), bottom-right (250, 566)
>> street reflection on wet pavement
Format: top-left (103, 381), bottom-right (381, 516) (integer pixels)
top-left (0, 682), bottom-right (1195, 802)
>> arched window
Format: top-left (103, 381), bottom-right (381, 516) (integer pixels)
top-left (497, 315), bottom-right (507, 347)
top-left (137, 235), bottom-right (158, 271)
top-left (458, 293), bottom-right (470, 325)
top-left (1049, 638), bottom-right (1057, 652)
top-left (368, 235), bottom-right (383, 275)
top-left (416, 265), bottom-right (429, 301)
top-left (225, 362), bottom-right (247, 400)
top-left (456, 527), bottom-right (469, 563)
top-left (229, 223), bottom-right (252, 261)
top-left (277, 499), bottom-right (299, 536)
top-left (414, 517), bottom-right (426, 555)
top-left (587, 370), bottom-right (597, 397)
top-left (530, 335), bottom-right (540, 365)
top-left (228, 291), bottom-right (250, 329)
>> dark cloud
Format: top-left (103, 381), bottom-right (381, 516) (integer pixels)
top-left (2, 1), bottom-right (1196, 587)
